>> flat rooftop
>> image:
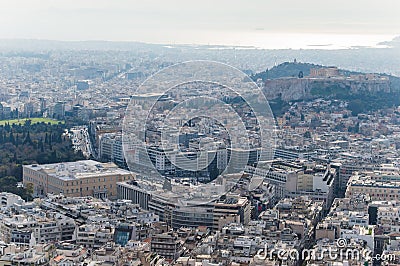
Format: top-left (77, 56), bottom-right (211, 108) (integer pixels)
top-left (24, 160), bottom-right (132, 181)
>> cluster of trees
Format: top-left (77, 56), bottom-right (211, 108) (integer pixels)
top-left (0, 120), bottom-right (85, 199)
top-left (0, 109), bottom-right (20, 120)
top-left (346, 92), bottom-right (400, 116)
top-left (269, 97), bottom-right (292, 117)
top-left (251, 62), bottom-right (318, 81)
top-left (0, 176), bottom-right (32, 201)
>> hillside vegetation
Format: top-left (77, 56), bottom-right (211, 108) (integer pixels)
top-left (0, 120), bottom-right (85, 200)
top-left (253, 62), bottom-right (400, 116)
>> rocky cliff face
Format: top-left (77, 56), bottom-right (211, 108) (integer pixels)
top-left (263, 78), bottom-right (310, 101)
top-left (263, 77), bottom-right (391, 101)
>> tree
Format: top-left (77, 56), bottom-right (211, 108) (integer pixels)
top-left (349, 122), bottom-right (360, 134)
top-left (9, 132), bottom-right (15, 144)
top-left (25, 182), bottom-right (34, 196)
top-left (4, 122), bottom-right (10, 132)
top-left (15, 134), bottom-right (19, 147)
top-left (38, 139), bottom-right (44, 152)
top-left (23, 131), bottom-right (32, 145)
top-left (49, 133), bottom-right (52, 146)
top-left (348, 99), bottom-right (364, 116)
top-left (303, 131), bottom-right (312, 139)
top-left (24, 119), bottom-right (32, 127)
top-left (0, 122), bottom-right (85, 187)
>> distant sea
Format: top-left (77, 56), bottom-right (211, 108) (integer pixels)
top-left (162, 32), bottom-right (397, 50)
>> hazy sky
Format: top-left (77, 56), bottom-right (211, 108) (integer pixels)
top-left (1, 0), bottom-right (399, 47)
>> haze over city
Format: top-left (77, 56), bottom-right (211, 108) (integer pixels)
top-left (1, 0), bottom-right (400, 49)
top-left (0, 1), bottom-right (400, 266)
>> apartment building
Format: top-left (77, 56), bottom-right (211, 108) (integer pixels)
top-left (76, 224), bottom-right (115, 249)
top-left (0, 213), bottom-right (76, 246)
top-left (150, 232), bottom-right (184, 261)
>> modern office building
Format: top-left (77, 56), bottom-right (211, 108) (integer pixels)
top-left (346, 171), bottom-right (400, 201)
top-left (117, 180), bottom-right (250, 231)
top-left (213, 194), bottom-right (252, 231)
top-left (113, 223), bottom-right (136, 246)
top-left (99, 132), bottom-right (125, 165)
top-left (245, 160), bottom-right (337, 208)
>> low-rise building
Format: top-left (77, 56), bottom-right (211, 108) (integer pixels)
top-left (76, 224), bottom-right (115, 249)
top-left (150, 232), bottom-right (184, 261)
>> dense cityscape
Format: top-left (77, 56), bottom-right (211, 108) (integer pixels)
top-left (1, 1), bottom-right (400, 266)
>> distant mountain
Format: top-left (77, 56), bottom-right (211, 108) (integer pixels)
top-left (378, 36), bottom-right (400, 48)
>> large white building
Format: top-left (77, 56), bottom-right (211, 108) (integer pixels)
top-left (345, 171), bottom-right (400, 201)
top-left (245, 160), bottom-right (337, 208)
top-left (23, 160), bottom-right (134, 199)
top-left (117, 179), bottom-right (251, 231)
top-left (0, 192), bottom-right (24, 209)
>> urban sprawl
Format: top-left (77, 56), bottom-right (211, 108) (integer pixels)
top-left (1, 50), bottom-right (400, 266)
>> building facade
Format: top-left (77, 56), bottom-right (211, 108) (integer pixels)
top-left (23, 160), bottom-right (134, 199)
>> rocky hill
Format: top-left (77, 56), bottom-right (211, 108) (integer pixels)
top-left (263, 76), bottom-right (392, 101)
top-left (252, 62), bottom-right (400, 116)
top-left (253, 62), bottom-right (399, 102)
